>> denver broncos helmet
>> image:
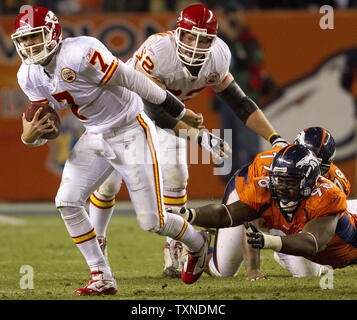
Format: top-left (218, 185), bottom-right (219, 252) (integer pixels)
top-left (270, 144), bottom-right (320, 221)
top-left (295, 127), bottom-right (336, 176)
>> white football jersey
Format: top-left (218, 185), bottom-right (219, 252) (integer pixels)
top-left (17, 36), bottom-right (143, 134)
top-left (130, 31), bottom-right (231, 102)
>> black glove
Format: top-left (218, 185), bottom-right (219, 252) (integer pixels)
top-left (244, 222), bottom-right (265, 249)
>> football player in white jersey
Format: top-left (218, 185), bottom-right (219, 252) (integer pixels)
top-left (13, 6), bottom-right (213, 295)
top-left (88, 4), bottom-right (286, 279)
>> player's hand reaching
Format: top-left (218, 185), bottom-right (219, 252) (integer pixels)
top-left (269, 133), bottom-right (289, 148)
top-left (182, 109), bottom-right (204, 129)
top-left (244, 222), bottom-right (265, 249)
top-left (21, 107), bottom-right (54, 143)
top-left (166, 207), bottom-right (196, 223)
top-left (197, 129), bottom-right (232, 160)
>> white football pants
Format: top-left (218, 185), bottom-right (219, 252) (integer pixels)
top-left (208, 186), bottom-right (244, 277)
top-left (55, 113), bottom-right (194, 240)
top-left (93, 126), bottom-right (188, 204)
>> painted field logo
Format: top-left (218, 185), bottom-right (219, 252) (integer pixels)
top-left (61, 68), bottom-right (76, 83)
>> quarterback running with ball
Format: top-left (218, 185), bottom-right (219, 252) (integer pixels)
top-left (13, 5), bottom-right (212, 294)
top-left (88, 4), bottom-right (285, 279)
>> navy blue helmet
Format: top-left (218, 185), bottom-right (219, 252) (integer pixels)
top-left (270, 144), bottom-right (320, 221)
top-left (295, 127), bottom-right (336, 176)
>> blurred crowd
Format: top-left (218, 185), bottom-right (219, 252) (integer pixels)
top-left (2, 0), bottom-right (357, 15)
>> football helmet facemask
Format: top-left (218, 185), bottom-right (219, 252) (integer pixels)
top-left (295, 127), bottom-right (336, 176)
top-left (270, 144), bottom-right (320, 222)
top-left (11, 6), bottom-right (62, 65)
top-left (175, 4), bottom-right (217, 66)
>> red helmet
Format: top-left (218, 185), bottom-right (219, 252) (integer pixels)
top-left (11, 6), bottom-right (62, 65)
top-left (175, 4), bottom-right (218, 66)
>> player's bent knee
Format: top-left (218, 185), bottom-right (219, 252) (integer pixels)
top-left (162, 165), bottom-right (188, 191)
top-left (55, 184), bottom-right (86, 208)
top-left (98, 180), bottom-right (122, 198)
top-left (136, 212), bottom-right (161, 233)
top-left (208, 257), bottom-right (237, 278)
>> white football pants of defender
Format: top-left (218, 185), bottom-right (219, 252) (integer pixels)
top-left (89, 126), bottom-right (189, 246)
top-left (208, 188), bottom-right (244, 277)
top-left (56, 113), bottom-right (203, 273)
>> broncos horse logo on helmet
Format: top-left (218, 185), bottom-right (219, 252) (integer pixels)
top-left (295, 127), bottom-right (336, 176)
top-left (269, 144), bottom-right (320, 222)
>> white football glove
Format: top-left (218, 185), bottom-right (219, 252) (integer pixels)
top-left (166, 207), bottom-right (196, 223)
top-left (270, 134), bottom-right (289, 148)
top-left (197, 129), bottom-right (232, 160)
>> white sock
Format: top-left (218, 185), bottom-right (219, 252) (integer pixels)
top-left (160, 212), bottom-right (203, 253)
top-left (89, 190), bottom-right (115, 238)
top-left (163, 190), bottom-right (187, 246)
top-left (60, 206), bottom-right (111, 275)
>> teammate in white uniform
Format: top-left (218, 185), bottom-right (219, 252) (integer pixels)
top-left (88, 4), bottom-right (285, 278)
top-left (13, 6), bottom-right (211, 295)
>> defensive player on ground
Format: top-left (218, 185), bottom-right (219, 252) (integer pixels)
top-left (271, 127), bottom-right (351, 277)
top-left (172, 143), bottom-right (357, 278)
top-left (87, 4), bottom-right (286, 278)
top-left (207, 127), bottom-right (353, 278)
top-left (13, 6), bottom-right (211, 294)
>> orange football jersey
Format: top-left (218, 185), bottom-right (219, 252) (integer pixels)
top-left (325, 163), bottom-right (351, 197)
top-left (234, 147), bottom-right (357, 269)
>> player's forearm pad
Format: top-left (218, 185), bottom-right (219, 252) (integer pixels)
top-left (217, 81), bottom-right (258, 123)
top-left (160, 91), bottom-right (186, 120)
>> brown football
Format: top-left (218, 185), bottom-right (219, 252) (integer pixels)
top-left (24, 103), bottom-right (61, 139)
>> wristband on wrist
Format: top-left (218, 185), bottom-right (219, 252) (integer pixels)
top-left (268, 132), bottom-right (281, 144)
top-left (21, 135), bottom-right (47, 147)
top-left (263, 234), bottom-right (282, 251)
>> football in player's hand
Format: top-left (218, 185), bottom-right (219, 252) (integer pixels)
top-left (24, 103), bottom-right (61, 139)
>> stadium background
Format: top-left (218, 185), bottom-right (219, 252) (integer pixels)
top-left (0, 1), bottom-right (357, 202)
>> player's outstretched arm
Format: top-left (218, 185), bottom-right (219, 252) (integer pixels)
top-left (170, 200), bottom-right (259, 228)
top-left (111, 60), bottom-right (187, 120)
top-left (213, 73), bottom-right (288, 147)
top-left (246, 213), bottom-right (340, 256)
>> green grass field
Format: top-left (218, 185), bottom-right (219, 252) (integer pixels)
top-left (1, 213), bottom-right (357, 301)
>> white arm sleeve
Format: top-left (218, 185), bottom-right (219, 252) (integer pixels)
top-left (110, 59), bottom-right (166, 104)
